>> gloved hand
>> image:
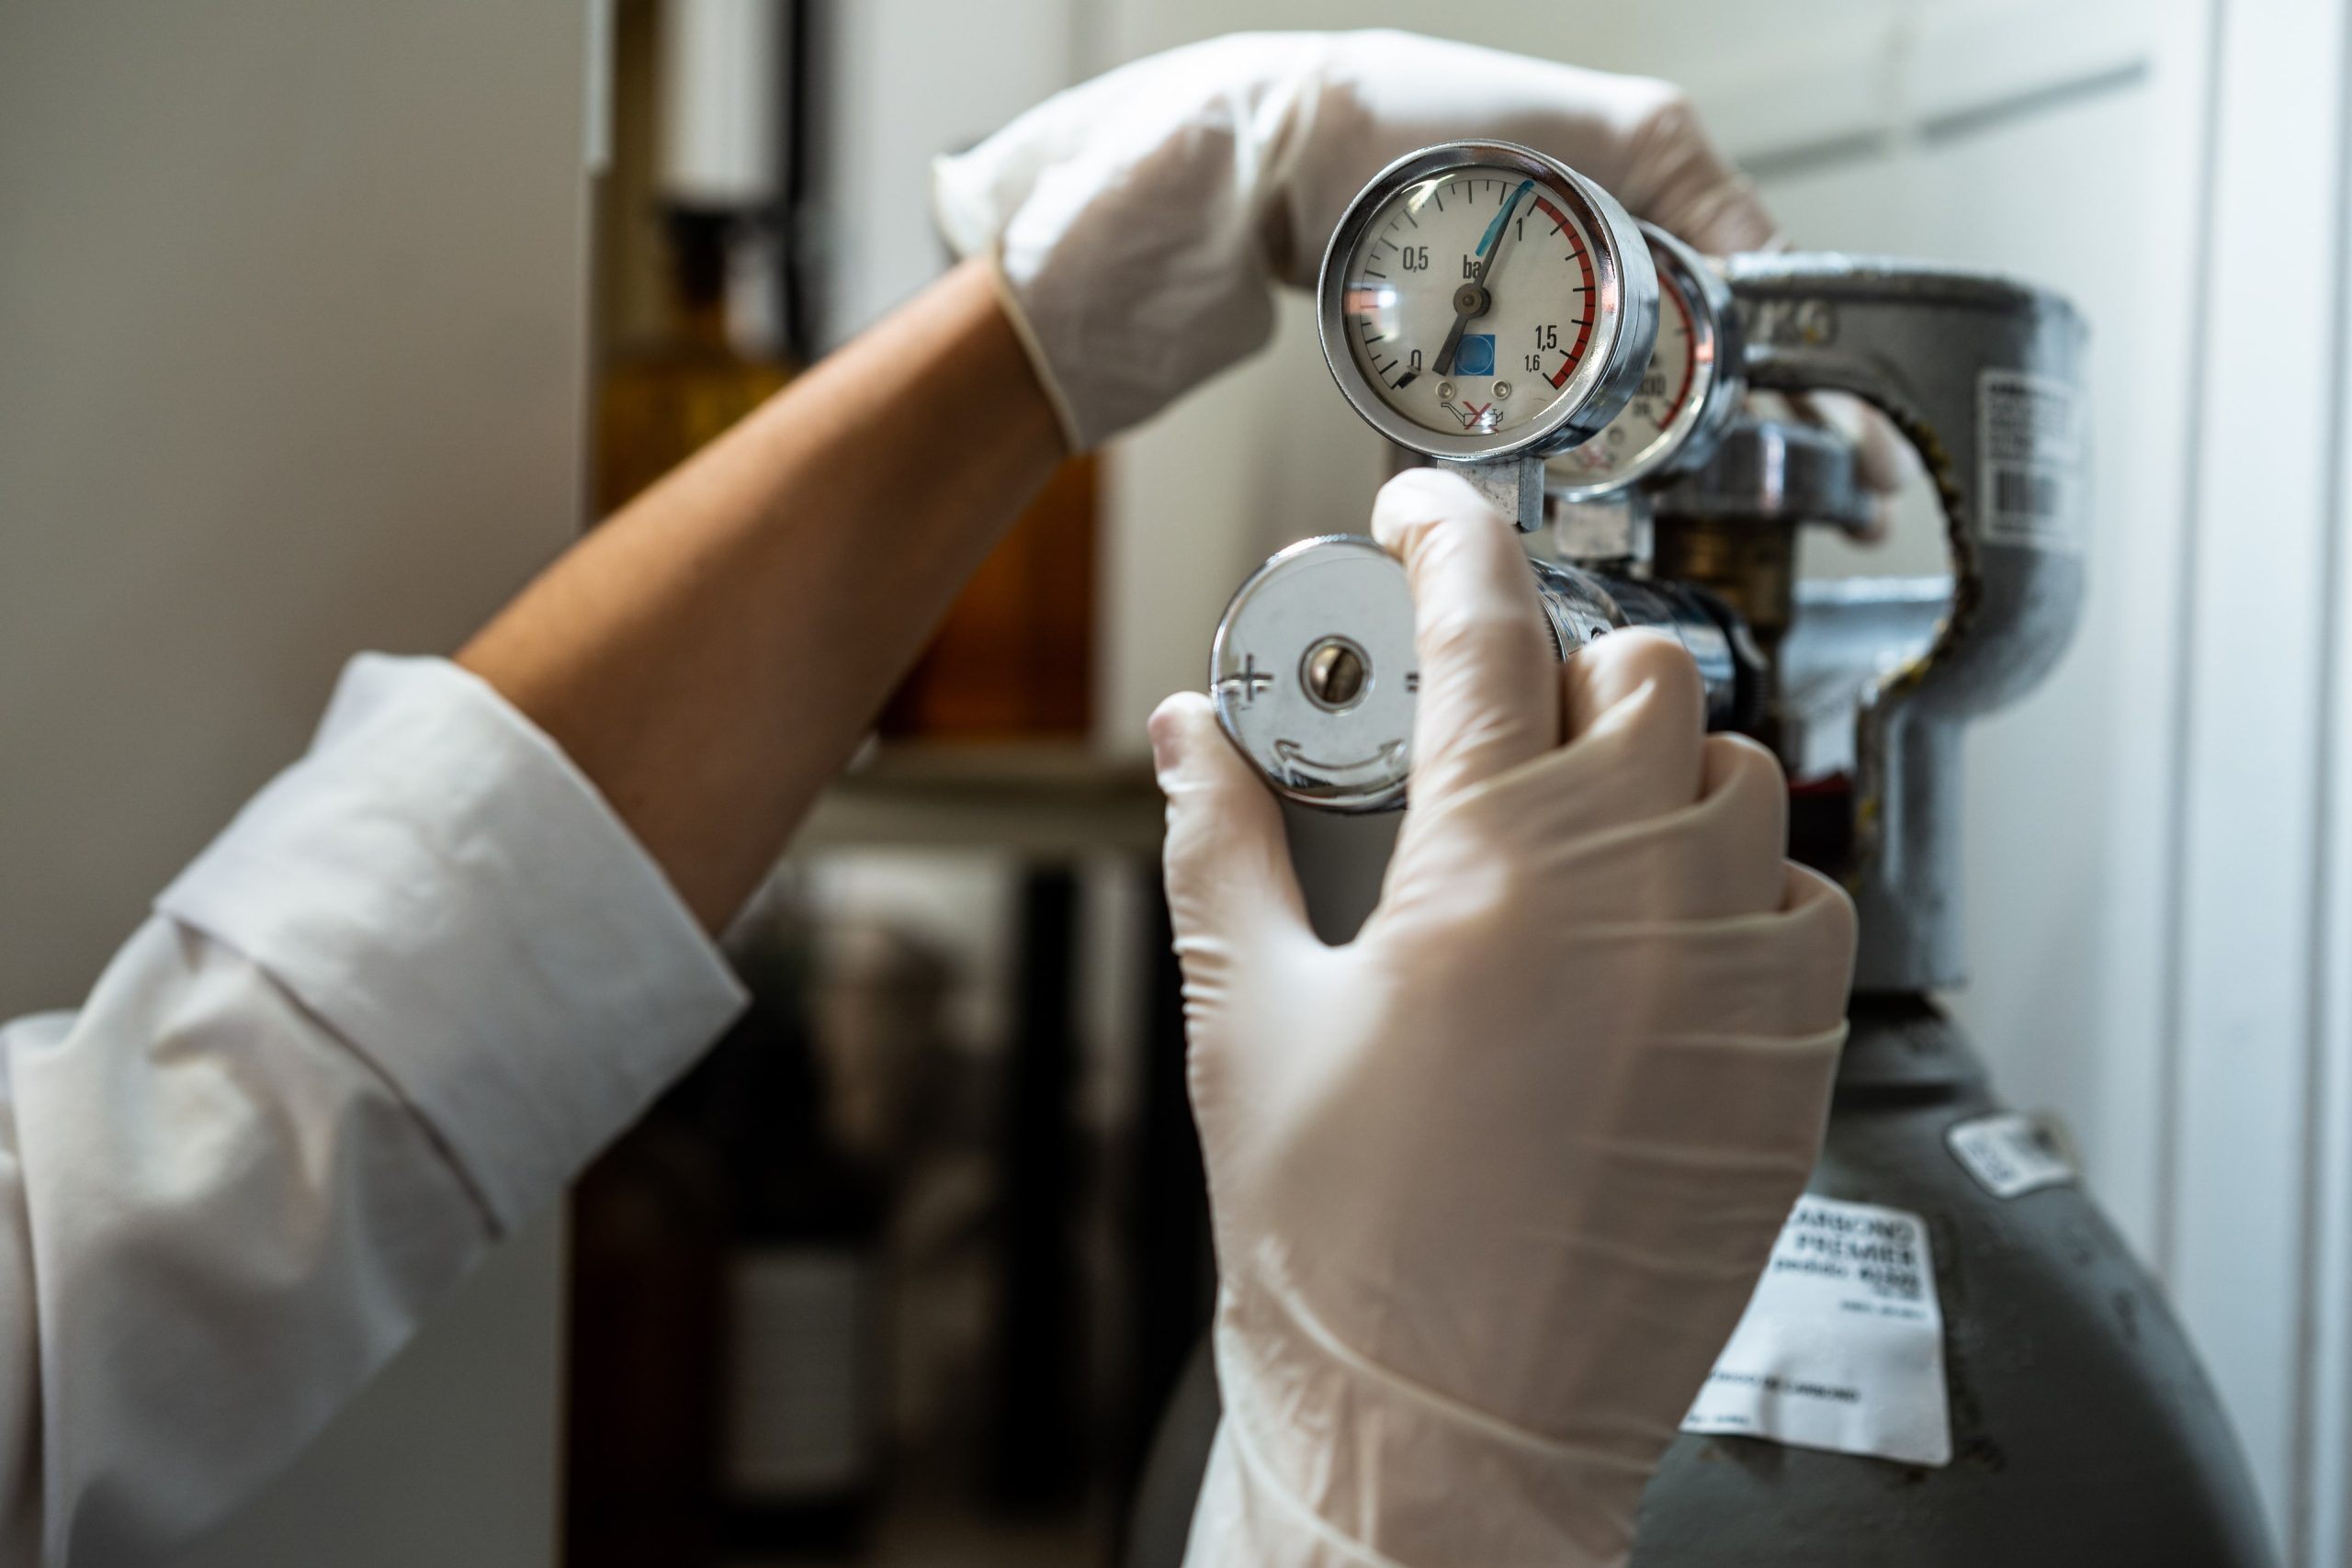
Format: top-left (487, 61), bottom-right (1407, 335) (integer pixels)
top-left (934, 30), bottom-right (1778, 452)
top-left (1149, 468), bottom-right (1858, 1567)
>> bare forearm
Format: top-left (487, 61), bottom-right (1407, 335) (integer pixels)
top-left (459, 259), bottom-right (1063, 929)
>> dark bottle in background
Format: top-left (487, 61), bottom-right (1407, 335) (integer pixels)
top-left (709, 971), bottom-right (893, 1558)
top-left (565, 904), bottom-right (896, 1566)
top-left (564, 1080), bottom-right (729, 1568)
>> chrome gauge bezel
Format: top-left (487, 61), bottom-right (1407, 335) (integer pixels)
top-left (1550, 220), bottom-right (1746, 502)
top-left (1315, 141), bottom-right (1658, 465)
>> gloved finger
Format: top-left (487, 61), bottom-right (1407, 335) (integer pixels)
top-left (1150, 692), bottom-right (1311, 961)
top-left (1468, 729), bottom-right (1790, 925)
top-left (1556, 626), bottom-right (1708, 814)
top-left (1553, 874), bottom-right (1856, 1043)
top-left (1370, 468), bottom-right (1560, 806)
top-left (1302, 39), bottom-right (1780, 269)
top-left (1601, 84), bottom-right (1779, 255)
top-left (1785, 390), bottom-right (1911, 541)
top-left (1404, 642), bottom-right (1741, 927)
top-left (1688, 733), bottom-right (1794, 915)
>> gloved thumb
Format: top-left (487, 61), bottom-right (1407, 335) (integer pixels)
top-left (1371, 468), bottom-right (1559, 807)
top-left (1149, 692), bottom-right (1311, 967)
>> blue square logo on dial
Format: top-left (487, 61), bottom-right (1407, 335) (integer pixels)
top-left (1453, 333), bottom-right (1497, 377)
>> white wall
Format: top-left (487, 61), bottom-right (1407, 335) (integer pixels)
top-left (807, 0), bottom-right (1083, 347)
top-left (2164, 3), bottom-right (2352, 1561)
top-left (0, 2), bottom-right (598, 1562)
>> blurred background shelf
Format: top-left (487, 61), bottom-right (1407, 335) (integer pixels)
top-left (796, 745), bottom-right (1164, 857)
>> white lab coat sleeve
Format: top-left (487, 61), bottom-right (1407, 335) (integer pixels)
top-left (0, 654), bottom-right (748, 1565)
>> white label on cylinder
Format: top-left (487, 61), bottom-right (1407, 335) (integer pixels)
top-left (1681, 1194), bottom-right (1952, 1467)
top-left (1946, 1111), bottom-right (2075, 1199)
top-left (723, 1247), bottom-right (876, 1498)
top-left (1978, 368), bottom-right (2083, 551)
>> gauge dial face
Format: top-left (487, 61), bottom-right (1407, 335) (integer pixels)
top-left (1339, 166), bottom-right (1608, 444)
top-left (1551, 264), bottom-right (1700, 488)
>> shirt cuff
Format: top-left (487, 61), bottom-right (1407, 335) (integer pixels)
top-left (157, 654), bottom-right (748, 1234)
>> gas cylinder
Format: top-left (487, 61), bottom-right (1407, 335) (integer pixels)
top-left (1125, 996), bottom-right (2276, 1565)
top-left (1123, 239), bottom-right (2278, 1565)
top-left (1627, 994), bottom-right (2272, 1563)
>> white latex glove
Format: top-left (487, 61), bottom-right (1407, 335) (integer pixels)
top-left (934, 31), bottom-right (1777, 452)
top-left (1149, 469), bottom-right (1857, 1568)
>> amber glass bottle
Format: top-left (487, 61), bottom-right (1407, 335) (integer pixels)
top-left (596, 206), bottom-right (793, 515)
top-left (879, 451), bottom-right (1098, 739)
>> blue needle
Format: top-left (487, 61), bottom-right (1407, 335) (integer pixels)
top-left (1476, 179), bottom-right (1535, 259)
top-left (1434, 179), bottom-right (1536, 376)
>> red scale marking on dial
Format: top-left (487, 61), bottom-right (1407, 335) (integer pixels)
top-left (1538, 194), bottom-right (1600, 389)
top-left (1655, 276), bottom-right (1697, 424)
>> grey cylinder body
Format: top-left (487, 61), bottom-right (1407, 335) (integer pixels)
top-left (1627, 999), bottom-right (2273, 1566)
top-left (1123, 1001), bottom-right (2277, 1567)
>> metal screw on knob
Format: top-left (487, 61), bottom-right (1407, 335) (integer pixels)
top-left (1302, 637), bottom-right (1371, 711)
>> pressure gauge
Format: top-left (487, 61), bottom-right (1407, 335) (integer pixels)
top-left (1318, 141), bottom-right (1658, 526)
top-left (1549, 221), bottom-right (1744, 500)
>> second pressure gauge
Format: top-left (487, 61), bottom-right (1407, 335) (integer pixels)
top-left (1317, 141), bottom-right (1658, 468)
top-left (1549, 221), bottom-right (1744, 500)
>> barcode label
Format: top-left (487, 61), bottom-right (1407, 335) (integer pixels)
top-left (1682, 1195), bottom-right (1951, 1466)
top-left (1978, 370), bottom-right (2082, 551)
top-left (1994, 467), bottom-right (2062, 522)
top-left (1946, 1111), bottom-right (2074, 1200)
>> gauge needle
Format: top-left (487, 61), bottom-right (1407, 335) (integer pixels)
top-left (1432, 178), bottom-right (1533, 376)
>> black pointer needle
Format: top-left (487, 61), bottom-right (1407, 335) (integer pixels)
top-left (1431, 178), bottom-right (1533, 376)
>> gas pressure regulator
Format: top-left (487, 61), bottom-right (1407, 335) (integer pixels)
top-left (1214, 140), bottom-right (1755, 812)
top-left (1208, 138), bottom-right (2091, 997)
